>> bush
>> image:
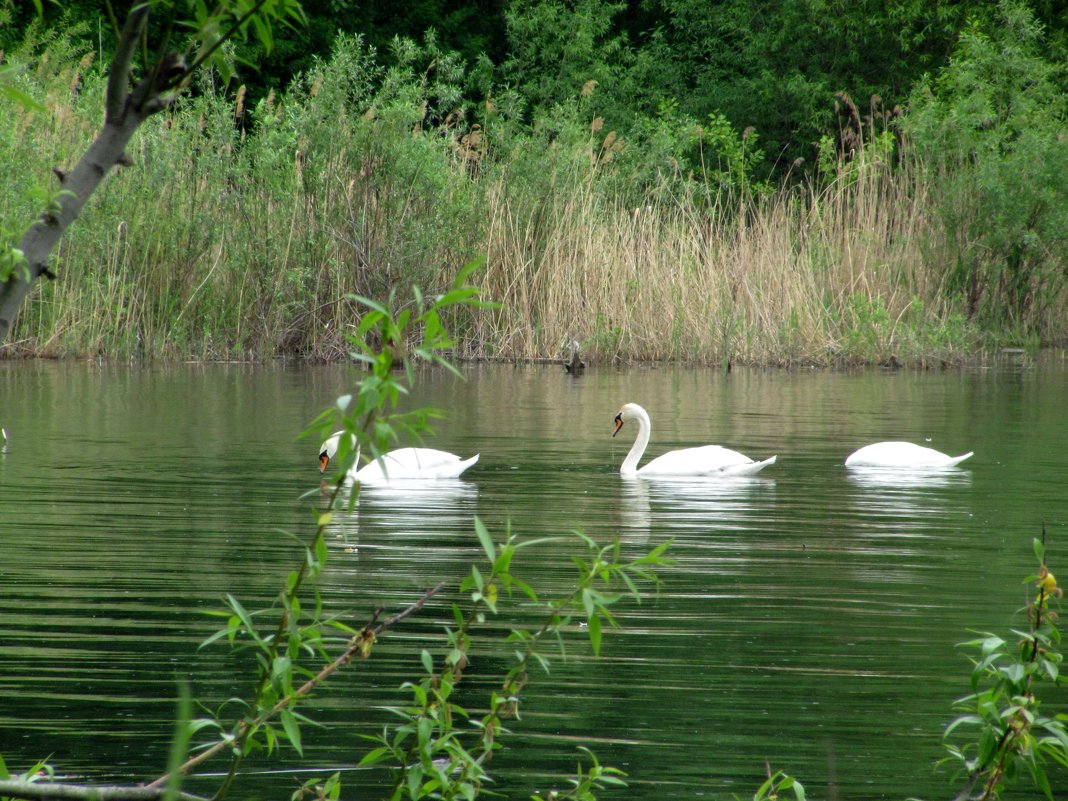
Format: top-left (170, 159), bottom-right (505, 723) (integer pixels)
top-left (904, 0), bottom-right (1068, 339)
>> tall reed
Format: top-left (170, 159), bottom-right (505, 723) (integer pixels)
top-left (1, 32), bottom-right (993, 364)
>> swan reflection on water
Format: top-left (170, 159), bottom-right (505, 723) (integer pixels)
top-left (359, 476), bottom-right (478, 510)
top-left (845, 465), bottom-right (973, 491)
top-left (617, 474), bottom-right (776, 536)
top-left (844, 466), bottom-right (972, 540)
top-left (321, 477), bottom-right (480, 545)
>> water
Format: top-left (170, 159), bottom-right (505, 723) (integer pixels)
top-left (2, 356), bottom-right (1068, 799)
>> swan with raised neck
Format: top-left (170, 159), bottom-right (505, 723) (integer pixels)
top-left (612, 403), bottom-right (776, 477)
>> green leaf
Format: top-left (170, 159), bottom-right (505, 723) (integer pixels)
top-left (470, 564), bottom-right (485, 592)
top-left (271, 655), bottom-right (293, 693)
top-left (581, 588), bottom-right (596, 618)
top-left (407, 764), bottom-right (423, 800)
top-left (421, 649), bottom-right (434, 675)
top-left (198, 626), bottom-right (232, 650)
top-left (1025, 755), bottom-right (1054, 801)
top-left (944, 714), bottom-right (983, 738)
top-left (980, 635), bottom-right (1006, 656)
top-left (285, 569), bottom-right (300, 594)
top-left (358, 745), bottom-right (394, 767)
top-left (588, 613), bottom-right (602, 656)
top-left (224, 594), bottom-right (262, 643)
top-left (165, 680), bottom-right (193, 801)
top-left (280, 708), bottom-right (303, 755)
top-left (474, 517), bottom-right (496, 563)
top-left (0, 81), bottom-right (47, 113)
top-left (349, 294), bottom-right (389, 315)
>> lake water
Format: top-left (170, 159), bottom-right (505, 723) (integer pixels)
top-left (2, 356), bottom-right (1067, 800)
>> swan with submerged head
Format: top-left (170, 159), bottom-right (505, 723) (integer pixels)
top-left (844, 441), bottom-right (972, 469)
top-left (319, 432), bottom-right (479, 482)
top-left (612, 403), bottom-right (776, 477)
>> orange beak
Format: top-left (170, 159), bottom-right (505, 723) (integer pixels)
top-left (612, 413), bottom-right (624, 437)
top-left (319, 452), bottom-right (330, 473)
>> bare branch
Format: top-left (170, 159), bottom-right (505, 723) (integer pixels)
top-left (0, 780), bottom-right (206, 801)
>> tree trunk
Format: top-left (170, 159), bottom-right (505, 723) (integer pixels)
top-left (0, 6), bottom-right (155, 342)
top-left (0, 110), bottom-right (148, 340)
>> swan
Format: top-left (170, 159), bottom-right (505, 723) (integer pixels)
top-left (318, 432), bottom-right (479, 482)
top-left (844, 441), bottom-right (973, 469)
top-left (612, 403), bottom-right (776, 477)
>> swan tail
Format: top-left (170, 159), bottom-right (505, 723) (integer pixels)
top-left (944, 451), bottom-right (974, 468)
top-left (451, 453), bottom-right (480, 477)
top-left (722, 455), bottom-right (777, 476)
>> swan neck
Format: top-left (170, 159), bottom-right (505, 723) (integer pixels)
top-left (621, 409), bottom-right (651, 475)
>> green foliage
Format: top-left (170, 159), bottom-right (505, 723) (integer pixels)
top-left (530, 748), bottom-right (628, 801)
top-left (627, 0), bottom-right (971, 177)
top-left (358, 527), bottom-right (670, 800)
top-left (752, 769), bottom-right (806, 801)
top-left (501, 0), bottom-right (634, 125)
top-left (837, 293), bottom-right (894, 363)
top-left (941, 535), bottom-right (1068, 800)
top-left (832, 290), bottom-right (981, 367)
top-left (696, 112), bottom-right (767, 196)
top-left (308, 259), bottom-right (492, 469)
top-left (0, 753), bottom-right (56, 801)
top-left (0, 62), bottom-right (45, 111)
top-left (905, 0), bottom-right (1068, 336)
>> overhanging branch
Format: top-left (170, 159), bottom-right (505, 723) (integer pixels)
top-left (146, 581), bottom-right (448, 789)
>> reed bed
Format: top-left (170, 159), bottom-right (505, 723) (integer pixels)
top-left (1, 36), bottom-right (988, 365)
top-left (475, 147), bottom-right (964, 366)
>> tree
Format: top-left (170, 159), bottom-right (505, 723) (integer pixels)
top-left (0, 0), bottom-right (306, 341)
top-left (904, 0), bottom-right (1068, 334)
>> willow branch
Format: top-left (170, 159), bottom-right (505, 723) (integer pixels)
top-left (183, 0), bottom-right (271, 78)
top-left (146, 581), bottom-right (447, 789)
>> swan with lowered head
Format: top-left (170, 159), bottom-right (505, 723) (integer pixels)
top-left (845, 441), bottom-right (972, 469)
top-left (612, 403), bottom-right (776, 477)
top-left (319, 432), bottom-right (479, 482)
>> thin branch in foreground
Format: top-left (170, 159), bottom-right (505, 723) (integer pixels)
top-left (0, 780), bottom-right (206, 801)
top-left (145, 581), bottom-right (447, 789)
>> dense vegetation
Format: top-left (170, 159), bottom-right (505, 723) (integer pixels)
top-left (1, 0), bottom-right (1067, 363)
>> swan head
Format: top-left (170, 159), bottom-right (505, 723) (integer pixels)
top-left (612, 403), bottom-right (643, 437)
top-left (318, 431), bottom-right (358, 473)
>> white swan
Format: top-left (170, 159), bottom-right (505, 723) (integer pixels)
top-left (844, 441), bottom-right (973, 469)
top-left (318, 432), bottom-right (479, 482)
top-left (612, 403), bottom-right (776, 477)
